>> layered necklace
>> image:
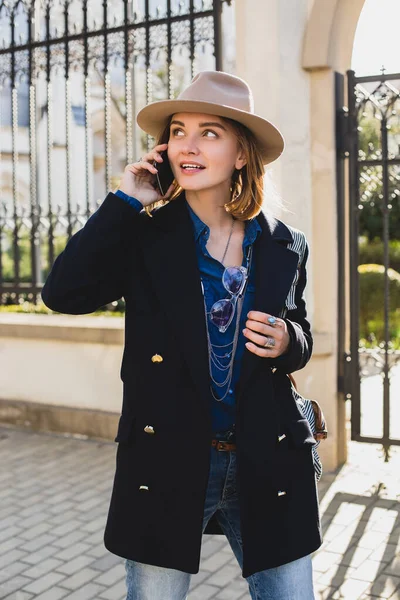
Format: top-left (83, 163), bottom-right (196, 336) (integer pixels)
top-left (201, 218), bottom-right (253, 402)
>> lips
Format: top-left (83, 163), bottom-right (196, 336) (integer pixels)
top-left (179, 164), bottom-right (205, 176)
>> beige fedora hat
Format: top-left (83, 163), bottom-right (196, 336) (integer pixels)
top-left (136, 70), bottom-right (284, 165)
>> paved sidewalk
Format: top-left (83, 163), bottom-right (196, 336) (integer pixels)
top-left (0, 426), bottom-right (400, 599)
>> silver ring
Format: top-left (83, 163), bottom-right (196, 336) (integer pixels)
top-left (264, 336), bottom-right (275, 348)
top-left (268, 316), bottom-right (277, 326)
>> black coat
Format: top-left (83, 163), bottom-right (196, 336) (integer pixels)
top-left (41, 191), bottom-right (322, 578)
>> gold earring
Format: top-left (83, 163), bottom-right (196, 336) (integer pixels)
top-left (231, 169), bottom-right (243, 201)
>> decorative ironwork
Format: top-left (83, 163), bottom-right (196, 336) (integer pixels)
top-left (0, 0), bottom-right (232, 304)
top-left (336, 69), bottom-right (400, 459)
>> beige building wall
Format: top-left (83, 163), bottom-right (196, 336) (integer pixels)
top-left (0, 314), bottom-right (124, 440)
top-left (0, 315), bottom-right (124, 413)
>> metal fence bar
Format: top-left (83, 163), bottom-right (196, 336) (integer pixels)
top-left (380, 113), bottom-right (391, 451)
top-left (167, 0), bottom-right (172, 99)
top-left (124, 0), bottom-right (133, 167)
top-left (45, 2), bottom-right (55, 274)
top-left (358, 158), bottom-right (400, 167)
top-left (11, 9), bottom-right (20, 293)
top-left (353, 72), bottom-right (400, 84)
top-left (0, 58), bottom-right (3, 288)
top-left (103, 0), bottom-right (111, 194)
top-left (144, 0), bottom-right (152, 152)
top-left (353, 434), bottom-right (400, 447)
top-left (189, 0), bottom-right (195, 79)
top-left (83, 0), bottom-right (92, 218)
top-left (64, 2), bottom-right (72, 239)
top-left (335, 71), bottom-right (347, 399)
top-left (347, 69), bottom-right (362, 442)
top-left (28, 3), bottom-right (41, 297)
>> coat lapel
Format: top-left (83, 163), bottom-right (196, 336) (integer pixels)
top-left (237, 212), bottom-right (299, 396)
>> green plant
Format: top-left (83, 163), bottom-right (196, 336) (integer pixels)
top-left (359, 237), bottom-right (400, 273)
top-left (358, 263), bottom-right (400, 346)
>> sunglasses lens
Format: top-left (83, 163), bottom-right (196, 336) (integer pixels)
top-left (210, 299), bottom-right (234, 329)
top-left (222, 267), bottom-right (245, 295)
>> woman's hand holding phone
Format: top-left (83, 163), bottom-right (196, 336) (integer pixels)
top-left (117, 143), bottom-right (175, 207)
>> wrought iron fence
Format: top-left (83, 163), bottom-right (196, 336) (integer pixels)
top-left (0, 0), bottom-right (233, 305)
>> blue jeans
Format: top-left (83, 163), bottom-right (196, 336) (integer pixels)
top-left (125, 446), bottom-right (315, 599)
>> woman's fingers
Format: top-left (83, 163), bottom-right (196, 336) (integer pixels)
top-left (142, 151), bottom-right (163, 164)
top-left (247, 311), bottom-right (284, 327)
top-left (243, 311), bottom-right (289, 357)
top-left (243, 327), bottom-right (273, 348)
top-left (244, 342), bottom-right (274, 357)
top-left (129, 160), bottom-right (158, 175)
top-left (118, 143), bottom-right (171, 204)
top-left (245, 318), bottom-right (283, 340)
top-left (141, 143), bottom-right (168, 164)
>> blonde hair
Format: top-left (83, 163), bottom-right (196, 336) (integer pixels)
top-left (144, 115), bottom-right (279, 220)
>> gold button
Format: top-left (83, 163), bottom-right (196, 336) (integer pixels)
top-left (139, 485), bottom-right (149, 491)
top-left (277, 490), bottom-right (287, 497)
top-left (278, 434), bottom-right (286, 442)
top-left (151, 354), bottom-right (163, 363)
top-left (144, 425), bottom-right (155, 435)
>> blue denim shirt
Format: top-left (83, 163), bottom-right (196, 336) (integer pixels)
top-left (115, 189), bottom-right (262, 434)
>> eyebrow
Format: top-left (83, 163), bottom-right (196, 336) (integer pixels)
top-left (170, 120), bottom-right (227, 132)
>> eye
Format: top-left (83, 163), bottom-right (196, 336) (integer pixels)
top-left (203, 129), bottom-right (218, 138)
top-left (171, 128), bottom-right (184, 136)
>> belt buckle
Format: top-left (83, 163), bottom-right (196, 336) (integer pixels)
top-left (216, 440), bottom-right (230, 452)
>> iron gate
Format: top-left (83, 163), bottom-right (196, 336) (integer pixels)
top-left (336, 69), bottom-right (400, 460)
top-left (0, 0), bottom-right (233, 305)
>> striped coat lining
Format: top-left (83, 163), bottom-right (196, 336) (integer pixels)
top-left (278, 227), bottom-right (307, 319)
top-left (277, 226), bottom-right (323, 481)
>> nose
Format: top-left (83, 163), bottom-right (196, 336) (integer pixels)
top-left (180, 136), bottom-right (200, 155)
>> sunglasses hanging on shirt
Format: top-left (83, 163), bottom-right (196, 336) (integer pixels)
top-left (201, 246), bottom-right (252, 334)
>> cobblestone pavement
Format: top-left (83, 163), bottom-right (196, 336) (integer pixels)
top-left (1, 426), bottom-right (400, 600)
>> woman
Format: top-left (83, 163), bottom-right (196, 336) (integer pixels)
top-left (41, 70), bottom-right (321, 599)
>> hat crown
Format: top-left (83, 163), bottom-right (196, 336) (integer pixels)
top-left (177, 71), bottom-right (255, 114)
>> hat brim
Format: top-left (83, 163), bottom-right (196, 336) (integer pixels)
top-left (136, 99), bottom-right (284, 166)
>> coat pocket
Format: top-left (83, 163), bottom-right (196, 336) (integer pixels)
top-left (286, 418), bottom-right (316, 448)
top-left (114, 413), bottom-right (136, 443)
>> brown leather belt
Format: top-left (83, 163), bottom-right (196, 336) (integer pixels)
top-left (211, 439), bottom-right (236, 452)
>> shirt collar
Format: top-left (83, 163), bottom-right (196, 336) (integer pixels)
top-left (185, 200), bottom-right (262, 245)
top-left (186, 201), bottom-right (208, 242)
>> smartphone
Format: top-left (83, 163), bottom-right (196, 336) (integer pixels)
top-left (152, 151), bottom-right (175, 197)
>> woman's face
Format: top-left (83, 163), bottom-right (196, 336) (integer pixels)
top-left (167, 112), bottom-right (246, 193)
